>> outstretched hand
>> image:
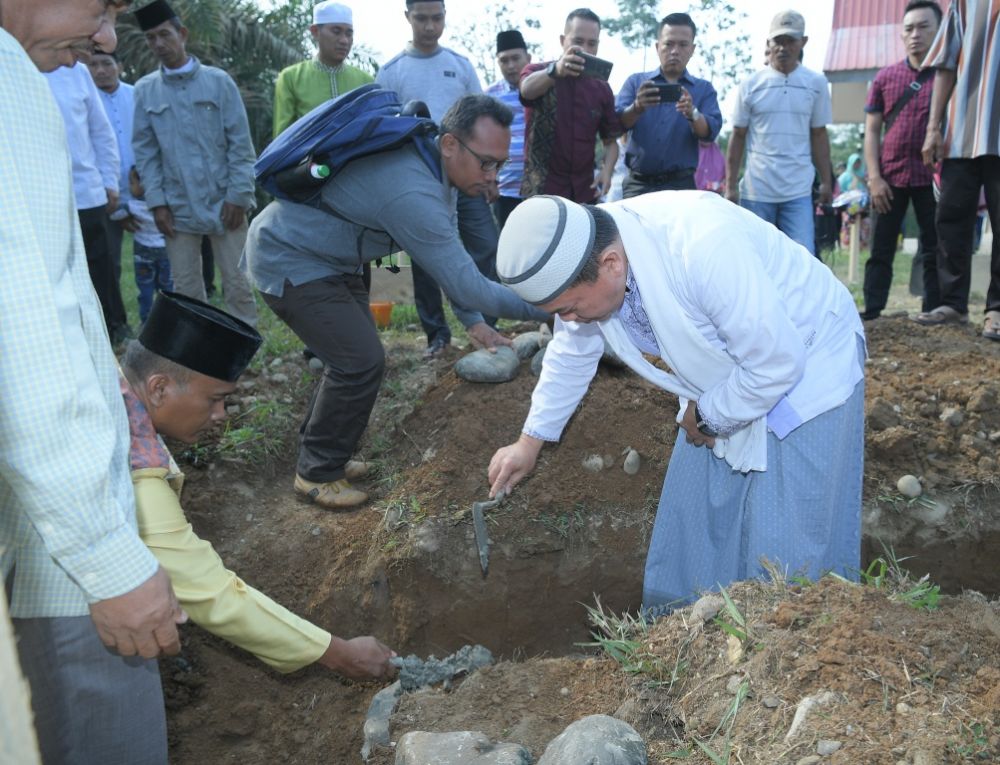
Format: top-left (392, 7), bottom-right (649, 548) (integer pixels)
top-left (467, 322), bottom-right (511, 353)
top-left (488, 434), bottom-right (544, 498)
top-left (319, 636), bottom-right (397, 680)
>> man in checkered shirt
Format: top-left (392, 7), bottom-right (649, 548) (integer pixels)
top-left (860, 0), bottom-right (943, 321)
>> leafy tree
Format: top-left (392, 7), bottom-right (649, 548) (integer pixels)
top-left (603, 0), bottom-right (753, 101)
top-left (447, 1), bottom-right (542, 86)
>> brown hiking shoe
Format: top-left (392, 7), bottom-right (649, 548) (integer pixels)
top-left (344, 460), bottom-right (370, 480)
top-left (294, 475), bottom-right (368, 509)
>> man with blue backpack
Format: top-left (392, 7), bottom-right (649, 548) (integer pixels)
top-left (243, 93), bottom-right (549, 509)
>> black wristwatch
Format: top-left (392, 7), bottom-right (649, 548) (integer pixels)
top-left (695, 404), bottom-right (718, 437)
top-left (545, 61), bottom-right (558, 79)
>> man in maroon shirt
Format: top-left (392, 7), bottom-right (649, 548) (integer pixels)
top-left (860, 0), bottom-right (942, 321)
top-left (519, 7), bottom-right (623, 203)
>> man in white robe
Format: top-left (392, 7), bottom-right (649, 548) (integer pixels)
top-left (488, 191), bottom-right (866, 610)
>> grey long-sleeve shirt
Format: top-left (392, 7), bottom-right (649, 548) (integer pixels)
top-left (132, 57), bottom-right (256, 235)
top-left (241, 144), bottom-right (547, 327)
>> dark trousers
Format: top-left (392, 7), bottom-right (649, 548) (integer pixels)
top-left (78, 206), bottom-right (127, 334)
top-left (622, 170), bottom-right (696, 198)
top-left (937, 155), bottom-right (1000, 314)
top-left (411, 191), bottom-right (499, 343)
top-left (492, 195), bottom-right (524, 230)
top-left (201, 235), bottom-right (216, 295)
top-left (14, 615), bottom-right (167, 765)
top-left (863, 184), bottom-right (939, 315)
top-left (262, 275), bottom-right (384, 482)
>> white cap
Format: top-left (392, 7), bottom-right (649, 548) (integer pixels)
top-left (313, 1), bottom-right (352, 26)
top-left (496, 196), bottom-right (596, 305)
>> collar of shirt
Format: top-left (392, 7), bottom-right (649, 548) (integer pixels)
top-left (313, 56), bottom-right (345, 75)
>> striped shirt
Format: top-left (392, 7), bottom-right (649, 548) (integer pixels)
top-left (865, 59), bottom-right (936, 187)
top-left (923, 0), bottom-right (1000, 158)
top-left (485, 78), bottom-right (526, 199)
top-left (0, 29), bottom-right (158, 617)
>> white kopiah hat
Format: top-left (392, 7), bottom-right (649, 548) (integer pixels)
top-left (313, 1), bottom-right (352, 26)
top-left (496, 196), bottom-right (596, 305)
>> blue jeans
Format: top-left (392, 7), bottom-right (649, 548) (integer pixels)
top-left (134, 242), bottom-right (173, 322)
top-left (741, 195), bottom-right (817, 257)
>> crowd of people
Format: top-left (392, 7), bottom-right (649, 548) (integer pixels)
top-left (1, 0), bottom-right (997, 761)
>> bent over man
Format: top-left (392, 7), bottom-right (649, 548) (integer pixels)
top-left (242, 95), bottom-right (548, 510)
top-left (489, 192), bottom-right (865, 611)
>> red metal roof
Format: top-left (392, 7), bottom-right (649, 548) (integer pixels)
top-left (823, 0), bottom-right (949, 73)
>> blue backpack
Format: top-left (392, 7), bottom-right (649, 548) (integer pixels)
top-left (255, 84), bottom-right (441, 207)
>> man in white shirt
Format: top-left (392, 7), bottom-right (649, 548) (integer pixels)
top-left (488, 192), bottom-right (865, 612)
top-left (88, 48), bottom-right (135, 313)
top-left (45, 61), bottom-right (131, 343)
top-left (725, 10), bottom-right (833, 257)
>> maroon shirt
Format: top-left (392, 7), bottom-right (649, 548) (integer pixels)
top-left (519, 61), bottom-right (624, 203)
top-left (864, 59), bottom-right (935, 188)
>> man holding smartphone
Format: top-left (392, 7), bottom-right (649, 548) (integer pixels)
top-left (616, 13), bottom-right (722, 198)
top-left (519, 7), bottom-right (623, 203)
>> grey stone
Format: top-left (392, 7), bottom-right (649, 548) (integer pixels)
top-left (308, 356), bottom-right (324, 372)
top-left (512, 332), bottom-right (542, 360)
top-left (726, 675), bottom-right (745, 695)
top-left (582, 454), bottom-right (605, 473)
top-left (794, 757), bottom-right (822, 765)
top-left (394, 731), bottom-right (531, 765)
top-left (536, 715), bottom-right (647, 765)
top-left (817, 740), bottom-right (842, 755)
top-left (361, 681), bottom-right (402, 760)
top-left (531, 347), bottom-right (546, 376)
top-left (688, 594), bottom-right (725, 624)
top-left (538, 322), bottom-right (553, 347)
top-left (761, 695), bottom-right (781, 709)
top-left (270, 372), bottom-right (289, 384)
top-left (939, 407), bottom-right (964, 427)
top-left (455, 347), bottom-right (520, 383)
top-left (867, 397), bottom-right (901, 431)
top-left (622, 449), bottom-right (640, 475)
top-left (391, 645), bottom-right (494, 692)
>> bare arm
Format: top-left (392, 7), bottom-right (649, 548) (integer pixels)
top-left (810, 126), bottom-right (833, 204)
top-left (864, 111), bottom-right (893, 214)
top-left (922, 68), bottom-right (957, 167)
top-left (725, 126), bottom-right (747, 202)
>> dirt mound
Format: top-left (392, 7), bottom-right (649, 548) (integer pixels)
top-left (161, 317), bottom-right (1000, 763)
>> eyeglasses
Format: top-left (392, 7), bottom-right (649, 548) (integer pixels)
top-left (453, 135), bottom-right (508, 173)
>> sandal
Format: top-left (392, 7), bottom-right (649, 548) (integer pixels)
top-left (911, 305), bottom-right (969, 326)
top-left (983, 311), bottom-right (1000, 341)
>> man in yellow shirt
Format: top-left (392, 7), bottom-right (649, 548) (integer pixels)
top-left (121, 290), bottom-right (396, 678)
top-left (272, 1), bottom-right (373, 137)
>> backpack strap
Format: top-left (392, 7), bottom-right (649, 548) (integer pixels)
top-left (882, 67), bottom-right (934, 135)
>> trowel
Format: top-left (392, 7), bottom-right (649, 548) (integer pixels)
top-left (471, 489), bottom-right (504, 576)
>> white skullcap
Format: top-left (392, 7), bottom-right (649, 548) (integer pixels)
top-left (496, 196), bottom-right (596, 305)
top-left (313, 1), bottom-right (352, 26)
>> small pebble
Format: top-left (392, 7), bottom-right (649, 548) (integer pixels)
top-left (245, 513), bottom-right (253, 522)
top-left (762, 695), bottom-right (781, 709)
top-left (269, 358), bottom-right (283, 368)
top-left (308, 356), bottom-right (324, 372)
top-left (896, 702), bottom-right (912, 715)
top-left (270, 372), bottom-right (289, 384)
top-left (795, 757), bottom-right (821, 765)
top-left (623, 448), bottom-right (640, 475)
top-left (311, 527), bottom-right (321, 536)
top-left (896, 474), bottom-right (922, 498)
top-left (817, 740), bottom-right (842, 756)
top-left (582, 454), bottom-right (605, 472)
top-left (560, 687), bottom-right (569, 696)
top-left (725, 675), bottom-right (744, 695)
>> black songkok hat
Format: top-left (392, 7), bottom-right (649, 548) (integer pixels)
top-left (139, 291), bottom-right (262, 382)
top-left (134, 0), bottom-right (179, 32)
top-left (496, 30), bottom-right (526, 55)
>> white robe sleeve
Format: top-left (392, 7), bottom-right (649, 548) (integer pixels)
top-left (522, 316), bottom-right (604, 441)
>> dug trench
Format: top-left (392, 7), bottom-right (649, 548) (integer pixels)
top-left (163, 317), bottom-right (1000, 764)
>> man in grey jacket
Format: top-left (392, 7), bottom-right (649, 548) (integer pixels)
top-left (132, 0), bottom-right (257, 326)
top-left (242, 95), bottom-right (548, 509)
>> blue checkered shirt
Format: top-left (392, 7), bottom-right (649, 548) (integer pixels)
top-left (0, 30), bottom-right (158, 617)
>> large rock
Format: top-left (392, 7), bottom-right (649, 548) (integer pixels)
top-left (394, 731), bottom-right (531, 765)
top-left (536, 715), bottom-right (647, 765)
top-left (531, 347), bottom-right (546, 376)
top-left (393, 645), bottom-right (494, 692)
top-left (455, 347), bottom-right (520, 383)
top-left (361, 681), bottom-right (402, 760)
top-left (512, 332), bottom-right (542, 360)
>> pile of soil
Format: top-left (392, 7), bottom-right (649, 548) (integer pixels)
top-left (162, 317), bottom-right (1000, 764)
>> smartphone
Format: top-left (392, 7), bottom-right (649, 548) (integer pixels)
top-left (577, 51), bottom-right (613, 81)
top-left (656, 82), bottom-right (683, 102)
